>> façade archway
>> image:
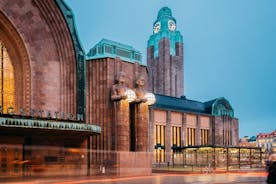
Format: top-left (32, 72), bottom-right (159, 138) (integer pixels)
top-left (0, 11), bottom-right (31, 113)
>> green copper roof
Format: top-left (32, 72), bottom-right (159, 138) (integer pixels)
top-left (158, 7), bottom-right (172, 19)
top-left (153, 94), bottom-right (235, 118)
top-left (56, 0), bottom-right (86, 116)
top-left (210, 97), bottom-right (234, 117)
top-left (87, 39), bottom-right (143, 65)
top-left (153, 94), bottom-right (208, 114)
top-left (148, 7), bottom-right (183, 58)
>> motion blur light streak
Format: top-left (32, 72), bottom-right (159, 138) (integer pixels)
top-left (47, 173), bottom-right (267, 184)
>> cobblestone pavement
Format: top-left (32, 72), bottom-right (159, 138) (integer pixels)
top-left (3, 172), bottom-right (267, 184)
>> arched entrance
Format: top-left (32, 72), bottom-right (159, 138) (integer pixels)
top-left (0, 10), bottom-right (31, 177)
top-left (0, 11), bottom-right (31, 113)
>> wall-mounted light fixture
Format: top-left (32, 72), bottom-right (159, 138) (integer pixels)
top-left (145, 93), bottom-right (156, 105)
top-left (125, 89), bottom-right (136, 103)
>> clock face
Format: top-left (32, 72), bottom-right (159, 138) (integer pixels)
top-left (168, 19), bottom-right (176, 31)
top-left (153, 21), bottom-right (161, 33)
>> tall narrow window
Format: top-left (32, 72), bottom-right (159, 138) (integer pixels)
top-left (0, 40), bottom-right (15, 113)
top-left (200, 129), bottom-right (209, 145)
top-left (154, 124), bottom-right (165, 162)
top-left (171, 126), bottom-right (181, 149)
top-left (186, 128), bottom-right (195, 146)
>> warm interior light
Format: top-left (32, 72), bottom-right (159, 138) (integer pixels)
top-left (145, 92), bottom-right (156, 105)
top-left (125, 89), bottom-right (136, 103)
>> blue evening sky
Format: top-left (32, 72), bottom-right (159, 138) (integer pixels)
top-left (65, 0), bottom-right (276, 138)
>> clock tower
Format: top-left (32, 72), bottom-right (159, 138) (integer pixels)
top-left (147, 7), bottom-right (184, 97)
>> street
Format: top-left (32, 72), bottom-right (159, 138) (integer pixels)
top-left (3, 172), bottom-right (267, 184)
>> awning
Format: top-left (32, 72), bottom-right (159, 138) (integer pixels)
top-left (0, 117), bottom-right (101, 135)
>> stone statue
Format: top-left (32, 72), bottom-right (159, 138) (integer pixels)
top-left (111, 71), bottom-right (128, 101)
top-left (134, 75), bottom-right (148, 103)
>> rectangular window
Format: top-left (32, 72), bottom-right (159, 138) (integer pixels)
top-left (116, 49), bottom-right (130, 58)
top-left (171, 126), bottom-right (181, 148)
top-left (97, 46), bottom-right (103, 54)
top-left (154, 124), bottom-right (165, 162)
top-left (186, 128), bottom-right (195, 146)
top-left (134, 54), bottom-right (141, 61)
top-left (105, 45), bottom-right (112, 54)
top-left (200, 129), bottom-right (209, 145)
top-left (91, 48), bottom-right (96, 56)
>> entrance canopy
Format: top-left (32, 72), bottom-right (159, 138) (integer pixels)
top-left (0, 116), bottom-right (101, 135)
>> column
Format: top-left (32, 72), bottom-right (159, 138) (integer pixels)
top-left (135, 102), bottom-right (149, 151)
top-left (114, 100), bottom-right (130, 151)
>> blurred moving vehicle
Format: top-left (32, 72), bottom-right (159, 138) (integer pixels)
top-left (266, 153), bottom-right (276, 171)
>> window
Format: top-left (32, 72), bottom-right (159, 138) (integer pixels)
top-left (0, 40), bottom-right (15, 113)
top-left (186, 128), bottom-right (195, 146)
top-left (200, 129), bottom-right (209, 145)
top-left (104, 45), bottom-right (112, 54)
top-left (116, 49), bottom-right (130, 58)
top-left (134, 54), bottom-right (141, 61)
top-left (154, 125), bottom-right (165, 162)
top-left (171, 126), bottom-right (181, 150)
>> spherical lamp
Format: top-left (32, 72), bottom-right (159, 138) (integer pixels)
top-left (124, 89), bottom-right (136, 103)
top-left (145, 92), bottom-right (156, 105)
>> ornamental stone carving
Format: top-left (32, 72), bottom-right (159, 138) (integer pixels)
top-left (134, 75), bottom-right (148, 103)
top-left (111, 71), bottom-right (128, 101)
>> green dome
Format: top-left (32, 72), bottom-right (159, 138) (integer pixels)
top-left (157, 7), bottom-right (172, 19)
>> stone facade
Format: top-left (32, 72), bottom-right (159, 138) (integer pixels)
top-left (149, 106), bottom-right (239, 164)
top-left (86, 56), bottom-right (151, 175)
top-left (0, 0), bottom-right (92, 178)
top-left (147, 39), bottom-right (183, 97)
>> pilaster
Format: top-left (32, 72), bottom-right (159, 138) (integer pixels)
top-left (165, 111), bottom-right (171, 162)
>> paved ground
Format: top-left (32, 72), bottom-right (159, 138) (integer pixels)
top-left (2, 172), bottom-right (267, 184)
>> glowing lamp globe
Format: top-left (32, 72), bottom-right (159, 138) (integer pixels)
top-left (145, 93), bottom-right (156, 105)
top-left (124, 89), bottom-right (136, 103)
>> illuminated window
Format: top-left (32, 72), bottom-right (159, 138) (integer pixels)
top-left (154, 124), bottom-right (165, 162)
top-left (171, 126), bottom-right (181, 149)
top-left (0, 40), bottom-right (15, 113)
top-left (200, 129), bottom-right (209, 145)
top-left (186, 128), bottom-right (195, 146)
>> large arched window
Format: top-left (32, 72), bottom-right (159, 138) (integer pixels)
top-left (0, 40), bottom-right (15, 113)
